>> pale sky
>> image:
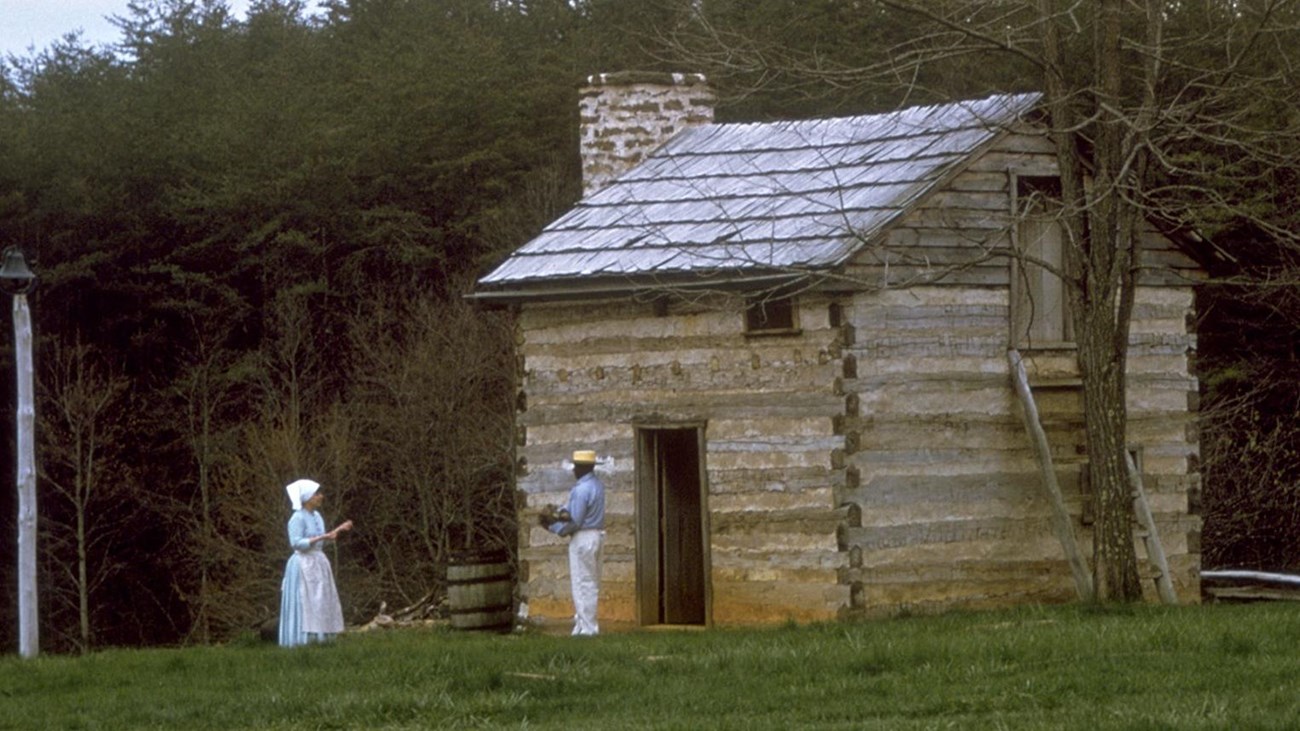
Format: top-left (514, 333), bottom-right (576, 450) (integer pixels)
top-left (1, 0), bottom-right (289, 59)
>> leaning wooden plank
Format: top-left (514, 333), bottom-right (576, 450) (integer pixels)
top-left (1126, 450), bottom-right (1178, 605)
top-left (1007, 349), bottom-right (1095, 601)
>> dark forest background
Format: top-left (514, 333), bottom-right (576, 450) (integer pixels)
top-left (1, 0), bottom-right (1297, 652)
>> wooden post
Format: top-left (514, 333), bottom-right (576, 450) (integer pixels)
top-left (14, 293), bottom-right (37, 657)
top-left (1125, 450), bottom-right (1178, 605)
top-left (1008, 349), bottom-right (1094, 602)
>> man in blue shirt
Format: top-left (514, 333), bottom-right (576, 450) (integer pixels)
top-left (542, 449), bottom-right (606, 635)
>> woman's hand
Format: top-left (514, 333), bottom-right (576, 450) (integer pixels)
top-left (317, 520), bottom-right (353, 543)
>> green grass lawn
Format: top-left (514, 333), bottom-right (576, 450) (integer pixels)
top-left (3, 602), bottom-right (1299, 730)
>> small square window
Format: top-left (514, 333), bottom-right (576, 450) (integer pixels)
top-left (745, 295), bottom-right (796, 333)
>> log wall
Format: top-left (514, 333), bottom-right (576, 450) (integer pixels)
top-left (837, 128), bottom-right (1202, 614)
top-left (511, 127), bottom-right (1203, 626)
top-left (515, 295), bottom-right (849, 625)
top-left (838, 285), bottom-right (1201, 614)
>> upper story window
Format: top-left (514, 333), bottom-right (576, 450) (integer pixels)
top-left (1011, 176), bottom-right (1072, 348)
top-left (745, 293), bottom-right (798, 335)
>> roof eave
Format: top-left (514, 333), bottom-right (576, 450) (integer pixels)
top-left (467, 269), bottom-right (827, 305)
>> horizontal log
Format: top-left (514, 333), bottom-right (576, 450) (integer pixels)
top-left (1121, 362), bottom-right (1196, 382)
top-left (710, 532), bottom-right (840, 553)
top-left (883, 227), bottom-right (1012, 249)
top-left (850, 356), bottom-right (1008, 379)
top-left (856, 285), bottom-right (1009, 308)
top-left (710, 548), bottom-right (845, 571)
top-left (839, 516), bottom-right (1065, 553)
top-left (848, 371), bottom-right (1009, 391)
top-left (1138, 269), bottom-right (1206, 285)
top-left (857, 302), bottom-right (1009, 322)
top-left (524, 362), bottom-right (841, 394)
top-left (706, 449), bottom-right (835, 471)
top-left (525, 342), bottom-right (842, 373)
top-left (523, 381), bottom-right (842, 408)
top-left (941, 171), bottom-right (1009, 192)
top-left (710, 581), bottom-right (848, 624)
top-left (842, 558), bottom-right (1073, 585)
top-left (706, 416), bottom-right (835, 440)
top-left (520, 393), bottom-right (845, 426)
top-left (989, 132), bottom-right (1058, 155)
top-left (852, 312), bottom-right (1010, 337)
top-left (843, 471), bottom-right (1080, 510)
top-left (853, 580), bottom-right (1076, 612)
top-left (711, 565), bottom-right (841, 584)
top-left (1125, 417), bottom-right (1200, 445)
top-left (923, 190), bottom-right (1020, 211)
top-left (858, 386), bottom-right (1018, 416)
top-left (850, 419), bottom-right (1069, 452)
top-left (846, 453), bottom-right (1060, 480)
top-left (712, 505), bottom-right (842, 530)
top-left (523, 422), bottom-right (628, 447)
top-left (1127, 391), bottom-right (1197, 413)
top-left (1133, 287), bottom-right (1196, 308)
top-left (843, 265), bottom-right (1015, 288)
top-left (848, 334), bottom-right (1007, 359)
top-left (523, 328), bottom-right (841, 361)
top-left (852, 245), bottom-right (1013, 268)
top-left (897, 208), bottom-right (1014, 230)
top-left (967, 152), bottom-right (1059, 176)
top-left (709, 486), bottom-right (837, 513)
top-left (709, 468), bottom-right (845, 496)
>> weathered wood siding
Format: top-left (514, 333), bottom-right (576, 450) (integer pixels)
top-left (844, 127), bottom-right (1202, 289)
top-left (836, 129), bottom-right (1203, 614)
top-left (837, 285), bottom-right (1201, 613)
top-left (515, 295), bottom-right (849, 625)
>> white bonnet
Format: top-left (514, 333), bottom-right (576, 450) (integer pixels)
top-left (285, 478), bottom-right (320, 510)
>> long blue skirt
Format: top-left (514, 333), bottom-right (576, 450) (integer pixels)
top-left (278, 550), bottom-right (345, 647)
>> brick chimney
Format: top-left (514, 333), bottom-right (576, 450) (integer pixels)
top-left (579, 71), bottom-right (715, 197)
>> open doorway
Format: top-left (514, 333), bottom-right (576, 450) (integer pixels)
top-left (635, 426), bottom-right (710, 626)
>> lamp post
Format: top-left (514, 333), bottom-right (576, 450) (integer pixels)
top-left (0, 247), bottom-right (36, 658)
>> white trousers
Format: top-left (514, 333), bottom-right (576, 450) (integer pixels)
top-left (569, 529), bottom-right (605, 636)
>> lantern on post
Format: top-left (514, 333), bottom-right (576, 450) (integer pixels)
top-left (0, 246), bottom-right (37, 658)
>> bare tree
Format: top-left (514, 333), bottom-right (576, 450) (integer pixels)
top-left (662, 0), bottom-right (1300, 600)
top-left (343, 288), bottom-right (517, 609)
top-left (166, 337), bottom-right (250, 643)
top-left (239, 293), bottom-right (366, 628)
top-left (37, 338), bottom-right (132, 652)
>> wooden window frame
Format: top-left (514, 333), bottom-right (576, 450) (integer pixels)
top-left (1010, 173), bottom-right (1074, 350)
top-left (744, 292), bottom-right (801, 337)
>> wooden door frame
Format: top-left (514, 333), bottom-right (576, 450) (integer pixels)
top-left (633, 420), bottom-right (713, 627)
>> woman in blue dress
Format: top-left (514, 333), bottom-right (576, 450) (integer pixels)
top-left (279, 478), bottom-right (353, 647)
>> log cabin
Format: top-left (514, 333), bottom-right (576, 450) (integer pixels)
top-left (474, 71), bottom-right (1204, 627)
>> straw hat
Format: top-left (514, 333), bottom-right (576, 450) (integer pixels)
top-left (571, 450), bottom-right (598, 464)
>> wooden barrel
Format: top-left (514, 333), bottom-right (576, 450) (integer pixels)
top-left (446, 549), bottom-right (514, 632)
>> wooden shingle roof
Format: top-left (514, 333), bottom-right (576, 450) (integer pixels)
top-left (476, 92), bottom-right (1043, 300)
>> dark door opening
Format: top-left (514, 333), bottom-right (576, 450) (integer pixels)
top-left (635, 427), bottom-right (710, 626)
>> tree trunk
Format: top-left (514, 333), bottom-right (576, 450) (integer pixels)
top-left (1077, 315), bottom-right (1142, 601)
top-left (78, 496), bottom-right (90, 651)
top-left (1039, 0), bottom-right (1146, 603)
